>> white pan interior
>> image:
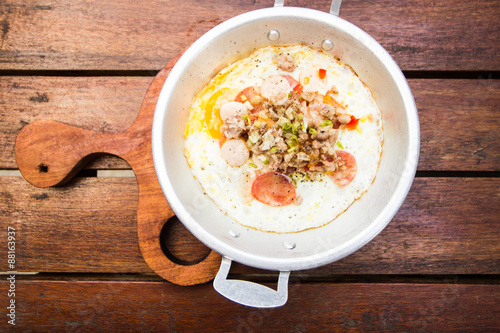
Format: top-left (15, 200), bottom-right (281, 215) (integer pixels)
top-left (152, 7), bottom-right (420, 271)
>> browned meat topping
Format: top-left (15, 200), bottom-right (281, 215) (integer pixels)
top-left (221, 85), bottom-right (349, 178)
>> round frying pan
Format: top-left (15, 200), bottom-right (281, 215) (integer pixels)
top-left (152, 0), bottom-right (419, 307)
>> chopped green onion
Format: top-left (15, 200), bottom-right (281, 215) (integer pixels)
top-left (249, 163), bottom-right (258, 169)
top-left (263, 159), bottom-right (269, 165)
top-left (270, 146), bottom-right (278, 153)
top-left (319, 119), bottom-right (333, 127)
top-left (282, 122), bottom-right (293, 133)
top-left (242, 114), bottom-right (251, 125)
top-left (336, 141), bottom-right (344, 149)
top-left (292, 120), bottom-right (300, 134)
top-left (290, 134), bottom-right (298, 145)
top-left (287, 146), bottom-right (298, 153)
top-left (308, 128), bottom-right (318, 135)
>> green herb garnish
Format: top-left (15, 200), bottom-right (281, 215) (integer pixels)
top-left (319, 119), bottom-right (333, 127)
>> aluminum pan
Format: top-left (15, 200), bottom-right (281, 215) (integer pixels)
top-left (152, 7), bottom-right (420, 271)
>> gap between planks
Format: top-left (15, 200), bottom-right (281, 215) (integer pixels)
top-left (0, 169), bottom-right (134, 177)
top-left (0, 70), bottom-right (498, 79)
top-left (2, 272), bottom-right (499, 285)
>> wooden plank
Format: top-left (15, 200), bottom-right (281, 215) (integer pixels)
top-left (0, 176), bottom-right (149, 273)
top-left (0, 281), bottom-right (498, 331)
top-left (305, 177), bottom-right (500, 275)
top-left (346, 0), bottom-right (500, 71)
top-left (0, 0), bottom-right (498, 71)
top-left (1, 176), bottom-right (499, 274)
top-left (411, 79), bottom-right (500, 171)
top-left (1, 77), bottom-right (499, 171)
top-left (0, 76), bottom-right (151, 169)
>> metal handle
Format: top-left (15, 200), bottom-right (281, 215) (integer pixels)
top-left (274, 0), bottom-right (342, 16)
top-left (213, 257), bottom-right (290, 308)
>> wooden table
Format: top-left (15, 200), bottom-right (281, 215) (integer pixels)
top-left (1, 0), bottom-right (499, 331)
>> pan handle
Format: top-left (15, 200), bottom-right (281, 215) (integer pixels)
top-left (274, 0), bottom-right (342, 16)
top-left (213, 257), bottom-right (290, 308)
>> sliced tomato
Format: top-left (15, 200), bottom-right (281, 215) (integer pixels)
top-left (249, 114), bottom-right (259, 125)
top-left (235, 86), bottom-right (261, 104)
top-left (329, 150), bottom-right (357, 187)
top-left (282, 75), bottom-right (303, 94)
top-left (251, 172), bottom-right (296, 207)
top-left (235, 86), bottom-right (263, 113)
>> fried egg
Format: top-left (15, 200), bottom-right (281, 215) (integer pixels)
top-left (184, 45), bottom-right (383, 233)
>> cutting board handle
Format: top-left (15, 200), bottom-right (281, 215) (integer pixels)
top-left (14, 54), bottom-right (221, 286)
top-left (15, 119), bottom-right (128, 187)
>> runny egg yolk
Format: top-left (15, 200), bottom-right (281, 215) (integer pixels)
top-left (204, 88), bottom-right (230, 139)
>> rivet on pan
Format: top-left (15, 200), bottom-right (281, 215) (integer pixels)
top-left (321, 39), bottom-right (334, 51)
top-left (283, 241), bottom-right (296, 250)
top-left (229, 230), bottom-right (240, 238)
top-left (268, 30), bottom-right (280, 41)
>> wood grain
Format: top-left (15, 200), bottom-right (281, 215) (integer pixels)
top-left (411, 79), bottom-right (500, 171)
top-left (1, 176), bottom-right (499, 275)
top-left (0, 76), bottom-right (151, 169)
top-left (0, 281), bottom-right (498, 331)
top-left (0, 0), bottom-right (496, 326)
top-left (12, 54), bottom-right (221, 285)
top-left (2, 77), bottom-right (499, 171)
top-left (0, 0), bottom-right (498, 71)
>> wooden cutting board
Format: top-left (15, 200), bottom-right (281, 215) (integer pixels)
top-left (14, 51), bottom-right (221, 286)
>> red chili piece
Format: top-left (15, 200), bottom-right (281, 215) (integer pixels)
top-left (346, 115), bottom-right (359, 130)
top-left (318, 68), bottom-right (327, 79)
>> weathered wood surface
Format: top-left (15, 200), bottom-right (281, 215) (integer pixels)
top-left (0, 0), bottom-right (498, 71)
top-left (0, 281), bottom-right (498, 332)
top-left (2, 77), bottom-right (499, 171)
top-left (0, 76), bottom-right (150, 169)
top-left (411, 79), bottom-right (500, 171)
top-left (1, 176), bottom-right (498, 274)
top-left (0, 0), bottom-right (498, 328)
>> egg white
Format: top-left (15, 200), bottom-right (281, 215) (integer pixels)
top-left (184, 45), bottom-right (383, 233)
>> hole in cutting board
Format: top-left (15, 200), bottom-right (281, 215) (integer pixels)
top-left (38, 163), bottom-right (48, 173)
top-left (160, 215), bottom-right (212, 266)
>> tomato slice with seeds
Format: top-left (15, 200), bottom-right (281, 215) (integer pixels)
top-left (251, 172), bottom-right (296, 207)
